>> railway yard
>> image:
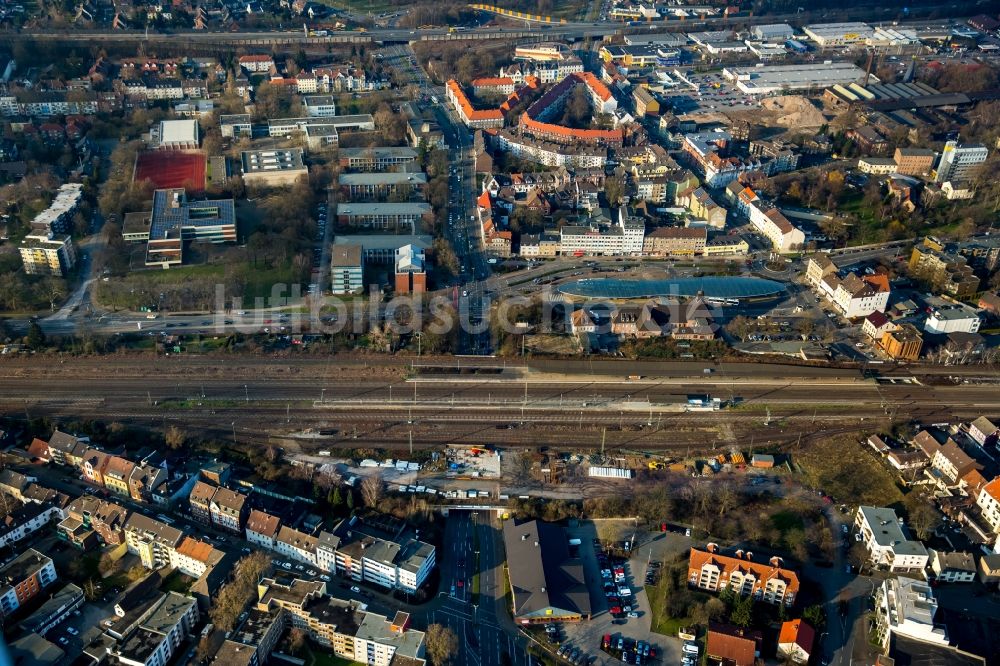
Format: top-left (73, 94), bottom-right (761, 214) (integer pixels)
top-left (3, 355), bottom-right (997, 454)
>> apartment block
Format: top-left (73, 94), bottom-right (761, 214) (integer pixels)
top-left (111, 592), bottom-right (198, 666)
top-left (256, 578), bottom-right (425, 666)
top-left (124, 514), bottom-right (184, 570)
top-left (855, 506), bottom-right (928, 574)
top-left (19, 232), bottom-right (77, 276)
top-left (0, 549), bottom-right (57, 617)
top-left (316, 518), bottom-right (437, 594)
top-left (687, 544), bottom-right (799, 606)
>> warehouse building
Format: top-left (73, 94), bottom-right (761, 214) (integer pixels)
top-left (723, 62), bottom-right (868, 95)
top-left (751, 23), bottom-right (796, 42)
top-left (802, 22), bottom-right (874, 48)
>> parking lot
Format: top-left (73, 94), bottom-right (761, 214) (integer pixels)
top-left (546, 522), bottom-right (691, 666)
top-left (665, 69), bottom-right (761, 113)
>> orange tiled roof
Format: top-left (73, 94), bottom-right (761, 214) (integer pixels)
top-left (863, 273), bottom-right (890, 293)
top-left (689, 547), bottom-right (800, 594)
top-left (175, 536), bottom-right (214, 563)
top-left (579, 71), bottom-right (612, 101)
top-left (447, 80), bottom-right (504, 122)
top-left (778, 619), bottom-right (814, 651)
top-left (521, 114), bottom-right (622, 143)
top-left (471, 77), bottom-right (514, 87)
top-left (984, 476), bottom-right (1000, 502)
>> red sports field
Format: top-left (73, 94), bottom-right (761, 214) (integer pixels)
top-left (134, 151), bottom-right (206, 191)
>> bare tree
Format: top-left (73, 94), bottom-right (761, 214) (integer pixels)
top-left (361, 474), bottom-right (385, 508)
top-left (426, 624), bottom-right (459, 666)
top-left (164, 426), bottom-right (187, 450)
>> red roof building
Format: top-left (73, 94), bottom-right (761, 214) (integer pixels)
top-left (688, 544), bottom-right (799, 606)
top-left (707, 624), bottom-right (761, 666)
top-left (777, 619), bottom-right (815, 664)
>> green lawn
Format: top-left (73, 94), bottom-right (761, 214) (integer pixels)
top-left (161, 570), bottom-right (195, 594)
top-left (308, 649), bottom-right (365, 666)
top-left (645, 585), bottom-right (710, 638)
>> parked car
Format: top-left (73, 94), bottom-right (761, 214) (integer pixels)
top-left (350, 586), bottom-right (361, 593)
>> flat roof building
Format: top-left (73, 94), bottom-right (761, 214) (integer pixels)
top-left (19, 232), bottom-right (77, 276)
top-left (340, 172), bottom-right (428, 200)
top-left (31, 183), bottom-right (83, 235)
top-left (723, 62), bottom-right (868, 95)
top-left (339, 146), bottom-right (419, 171)
top-left (219, 114), bottom-right (252, 138)
top-left (855, 506), bottom-right (928, 574)
top-left (331, 244), bottom-right (364, 295)
top-left (112, 592), bottom-right (198, 666)
top-left (337, 203), bottom-right (432, 233)
top-left (145, 189), bottom-right (236, 267)
top-left (157, 119), bottom-right (199, 149)
top-left (240, 149), bottom-right (308, 186)
top-left (304, 95), bottom-right (337, 117)
top-left (802, 22), bottom-right (875, 47)
top-left (874, 576), bottom-right (948, 651)
top-left (267, 115), bottom-right (374, 137)
top-left (333, 234), bottom-right (433, 264)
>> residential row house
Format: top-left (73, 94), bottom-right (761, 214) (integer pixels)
top-left (39, 431), bottom-right (167, 503)
top-left (242, 512), bottom-right (436, 594)
top-left (187, 480), bottom-right (249, 533)
top-left (807, 255), bottom-right (891, 318)
top-left (58, 495), bottom-right (131, 550)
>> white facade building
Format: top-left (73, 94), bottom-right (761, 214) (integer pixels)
top-left (874, 577), bottom-right (947, 651)
top-left (855, 506), bottom-right (928, 575)
top-left (924, 304), bottom-right (982, 335)
top-left (933, 141), bottom-right (988, 183)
